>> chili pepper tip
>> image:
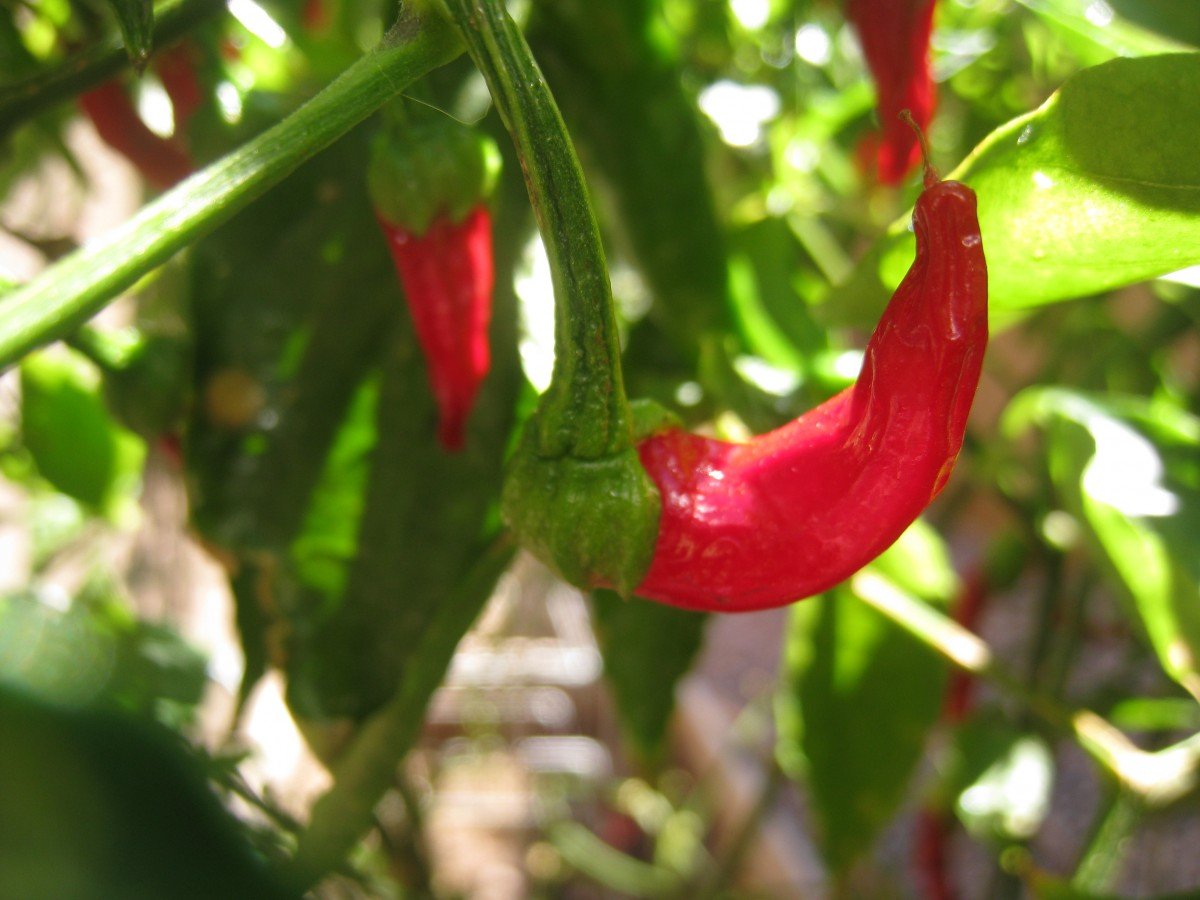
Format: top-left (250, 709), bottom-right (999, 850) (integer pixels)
top-left (899, 109), bottom-right (939, 188)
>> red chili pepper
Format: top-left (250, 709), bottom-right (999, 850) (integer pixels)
top-left (78, 79), bottom-right (193, 189)
top-left (846, 0), bottom-right (938, 185)
top-left (376, 206), bottom-right (494, 452)
top-left (633, 169), bottom-right (986, 611)
top-left (915, 807), bottom-right (957, 900)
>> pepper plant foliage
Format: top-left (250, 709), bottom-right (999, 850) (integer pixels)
top-left (1, 0), bottom-right (1199, 896)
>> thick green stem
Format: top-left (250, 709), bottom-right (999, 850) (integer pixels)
top-left (433, 0), bottom-right (660, 596)
top-left (436, 0), bottom-right (631, 459)
top-left (0, 3), bottom-right (462, 371)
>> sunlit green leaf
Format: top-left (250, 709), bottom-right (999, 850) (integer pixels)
top-left (832, 54), bottom-right (1200, 323)
top-left (1004, 388), bottom-right (1200, 700)
top-left (951, 719), bottom-right (1053, 843)
top-left (1016, 0), bottom-right (1191, 62)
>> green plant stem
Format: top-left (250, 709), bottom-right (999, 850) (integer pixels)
top-left (548, 820), bottom-right (682, 897)
top-left (0, 0), bottom-right (224, 137)
top-left (0, 3), bottom-right (462, 372)
top-left (850, 570), bottom-right (1200, 807)
top-left (436, 0), bottom-right (632, 458)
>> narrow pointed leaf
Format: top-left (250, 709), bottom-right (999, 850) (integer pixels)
top-left (106, 0), bottom-right (155, 70)
top-left (776, 521), bottom-right (956, 874)
top-left (592, 590), bottom-right (708, 769)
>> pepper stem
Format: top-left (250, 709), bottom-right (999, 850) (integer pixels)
top-left (900, 108), bottom-right (939, 188)
top-left (433, 0), bottom-right (660, 595)
top-left (435, 0), bottom-right (633, 459)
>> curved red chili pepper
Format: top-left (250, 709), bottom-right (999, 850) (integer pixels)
top-left (847, 0), bottom-right (938, 185)
top-left (78, 79), bottom-right (193, 189)
top-left (634, 177), bottom-right (986, 611)
top-left (377, 205), bottom-right (494, 452)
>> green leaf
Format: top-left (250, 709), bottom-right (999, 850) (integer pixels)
top-left (0, 584), bottom-right (207, 727)
top-left (527, 0), bottom-right (735, 352)
top-left (19, 346), bottom-right (145, 517)
top-left (1016, 0), bottom-right (1191, 63)
top-left (1003, 388), bottom-right (1200, 700)
top-left (280, 539), bottom-right (514, 891)
top-left (0, 684), bottom-right (295, 899)
top-left (105, 0), bottom-right (154, 70)
top-left (592, 590), bottom-right (708, 769)
top-left (182, 114), bottom-right (527, 722)
top-left (832, 54), bottom-right (1200, 322)
top-left (775, 521), bottom-right (956, 874)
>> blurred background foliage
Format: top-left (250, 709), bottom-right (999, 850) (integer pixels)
top-left (1, 0), bottom-right (1199, 896)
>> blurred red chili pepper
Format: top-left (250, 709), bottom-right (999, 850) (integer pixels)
top-left (79, 79), bottom-right (193, 189)
top-left (633, 169), bottom-right (987, 611)
top-left (375, 206), bottom-right (494, 452)
top-left (846, 0), bottom-right (938, 185)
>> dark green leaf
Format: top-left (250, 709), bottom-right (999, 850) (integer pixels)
top-left (776, 521), bottom-right (956, 874)
top-left (528, 0), bottom-right (734, 355)
top-left (184, 114), bottom-right (527, 721)
top-left (592, 589), bottom-right (708, 769)
top-left (281, 538), bottom-right (515, 890)
top-left (0, 684), bottom-right (295, 899)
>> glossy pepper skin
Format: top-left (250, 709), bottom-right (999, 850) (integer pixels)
top-left (634, 177), bottom-right (987, 611)
top-left (375, 206), bottom-right (494, 451)
top-left (846, 0), bottom-right (937, 184)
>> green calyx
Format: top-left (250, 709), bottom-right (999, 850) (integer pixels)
top-left (501, 410), bottom-right (661, 597)
top-left (435, 0), bottom-right (669, 595)
top-left (368, 115), bottom-right (501, 235)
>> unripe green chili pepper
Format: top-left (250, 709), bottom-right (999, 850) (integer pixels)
top-left (634, 161), bottom-right (987, 611)
top-left (368, 113), bottom-right (501, 451)
top-left (846, 0), bottom-right (938, 185)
